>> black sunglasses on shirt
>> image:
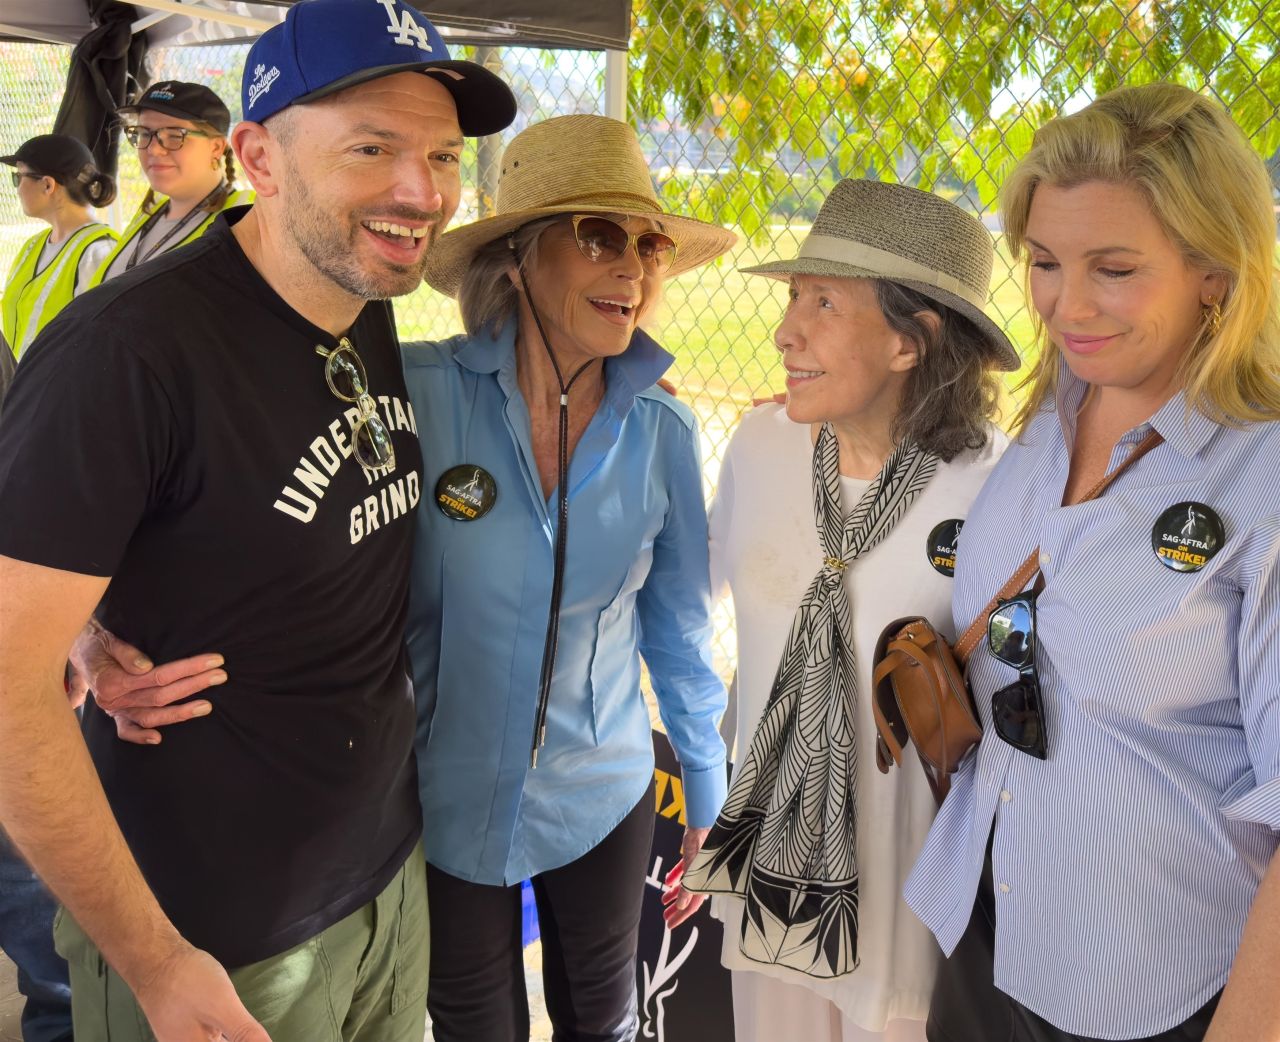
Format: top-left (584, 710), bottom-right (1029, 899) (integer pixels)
top-left (987, 590), bottom-right (1048, 759)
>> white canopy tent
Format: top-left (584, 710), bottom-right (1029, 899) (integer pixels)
top-left (0, 0), bottom-right (631, 176)
top-left (0, 0), bottom-right (631, 50)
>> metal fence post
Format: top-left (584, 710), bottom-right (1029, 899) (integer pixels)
top-left (605, 49), bottom-right (626, 123)
top-left (474, 45), bottom-right (504, 218)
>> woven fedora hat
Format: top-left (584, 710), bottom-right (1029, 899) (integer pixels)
top-left (423, 114), bottom-right (737, 297)
top-left (742, 178), bottom-right (1019, 371)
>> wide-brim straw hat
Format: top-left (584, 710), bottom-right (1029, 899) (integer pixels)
top-left (742, 179), bottom-right (1019, 371)
top-left (423, 114), bottom-right (737, 297)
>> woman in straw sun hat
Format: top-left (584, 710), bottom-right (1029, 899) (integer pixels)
top-left (401, 113), bottom-right (736, 1041)
top-left (674, 177), bottom-right (1016, 1042)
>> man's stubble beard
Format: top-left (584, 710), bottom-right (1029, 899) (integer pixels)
top-left (280, 158), bottom-right (441, 301)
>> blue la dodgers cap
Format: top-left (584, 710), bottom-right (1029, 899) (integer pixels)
top-left (242, 0), bottom-right (516, 137)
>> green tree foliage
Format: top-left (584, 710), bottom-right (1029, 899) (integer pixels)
top-left (630, 0), bottom-right (1280, 226)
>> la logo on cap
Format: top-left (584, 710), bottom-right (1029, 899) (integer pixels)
top-left (375, 0), bottom-right (436, 52)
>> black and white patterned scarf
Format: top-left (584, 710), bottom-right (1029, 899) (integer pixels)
top-left (684, 424), bottom-right (937, 978)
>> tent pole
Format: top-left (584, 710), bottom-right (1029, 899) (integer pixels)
top-left (131, 13), bottom-right (175, 34)
top-left (604, 49), bottom-right (625, 122)
top-left (474, 46), bottom-right (504, 219)
top-left (0, 23), bottom-right (66, 45)
top-left (128, 1), bottom-right (274, 32)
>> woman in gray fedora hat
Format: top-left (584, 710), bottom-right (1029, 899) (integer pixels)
top-left (676, 178), bottom-right (1016, 1042)
top-left (400, 113), bottom-right (737, 1042)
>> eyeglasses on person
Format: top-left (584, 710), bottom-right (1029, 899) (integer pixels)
top-left (570, 215), bottom-right (677, 272)
top-left (314, 339), bottom-right (395, 474)
top-left (122, 125), bottom-right (211, 151)
top-left (987, 590), bottom-right (1047, 759)
top-left (10, 171), bottom-right (44, 188)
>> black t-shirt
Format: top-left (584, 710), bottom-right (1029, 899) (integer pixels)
top-left (0, 209), bottom-right (424, 967)
top-left (0, 333), bottom-right (14, 413)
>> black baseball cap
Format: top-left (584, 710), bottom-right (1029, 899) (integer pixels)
top-left (0, 134), bottom-right (96, 180)
top-left (117, 81), bottom-right (232, 135)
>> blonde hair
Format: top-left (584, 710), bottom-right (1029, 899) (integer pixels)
top-left (1001, 82), bottom-right (1280, 433)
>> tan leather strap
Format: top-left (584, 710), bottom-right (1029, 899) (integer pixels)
top-left (954, 549), bottom-right (1041, 665)
top-left (952, 429), bottom-right (1164, 666)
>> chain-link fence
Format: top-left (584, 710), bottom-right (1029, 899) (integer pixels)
top-left (3, 3), bottom-right (1280, 686)
top-left (0, 45), bottom-right (71, 265)
top-left (1, 11), bottom-right (1278, 1039)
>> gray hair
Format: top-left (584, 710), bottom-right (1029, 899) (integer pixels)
top-left (876, 280), bottom-right (1002, 461)
top-left (458, 216), bottom-right (562, 337)
top-left (264, 107), bottom-right (297, 145)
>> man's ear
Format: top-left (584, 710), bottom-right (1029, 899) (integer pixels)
top-left (230, 122), bottom-right (278, 198)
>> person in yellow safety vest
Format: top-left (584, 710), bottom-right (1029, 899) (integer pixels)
top-left (90, 81), bottom-right (252, 287)
top-left (1, 135), bottom-right (118, 360)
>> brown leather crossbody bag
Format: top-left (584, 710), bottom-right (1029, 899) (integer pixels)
top-left (870, 430), bottom-right (1163, 803)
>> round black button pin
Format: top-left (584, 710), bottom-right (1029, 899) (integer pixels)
top-left (927, 519), bottom-right (964, 577)
top-left (435, 465), bottom-right (497, 521)
top-left (1151, 501), bottom-right (1225, 572)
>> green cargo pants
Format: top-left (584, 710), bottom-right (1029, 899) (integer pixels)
top-left (53, 848), bottom-right (428, 1042)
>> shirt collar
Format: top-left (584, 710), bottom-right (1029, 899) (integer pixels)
top-left (452, 321), bottom-right (510, 375)
top-left (1052, 356), bottom-right (1219, 458)
top-left (452, 320), bottom-right (675, 400)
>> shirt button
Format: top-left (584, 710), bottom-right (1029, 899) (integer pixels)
top-left (1039, 551), bottom-right (1052, 566)
top-left (1000, 790), bottom-right (1012, 803)
top-left (999, 882), bottom-right (1011, 894)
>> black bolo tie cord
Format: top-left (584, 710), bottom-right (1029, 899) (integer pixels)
top-left (510, 240), bottom-right (599, 768)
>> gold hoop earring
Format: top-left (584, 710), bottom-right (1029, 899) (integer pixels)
top-left (1204, 298), bottom-right (1223, 337)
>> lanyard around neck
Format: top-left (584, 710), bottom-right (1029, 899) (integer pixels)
top-left (126, 182), bottom-right (224, 271)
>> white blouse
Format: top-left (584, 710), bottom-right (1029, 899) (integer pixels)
top-left (708, 403), bottom-right (1004, 1031)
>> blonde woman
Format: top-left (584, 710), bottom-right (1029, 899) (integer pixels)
top-left (906, 83), bottom-right (1280, 1042)
top-left (89, 81), bottom-right (251, 285)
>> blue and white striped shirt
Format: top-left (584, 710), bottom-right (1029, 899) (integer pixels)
top-left (905, 361), bottom-right (1280, 1039)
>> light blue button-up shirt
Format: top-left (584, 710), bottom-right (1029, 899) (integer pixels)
top-left (906, 361), bottom-right (1280, 1039)
top-left (402, 323), bottom-right (728, 886)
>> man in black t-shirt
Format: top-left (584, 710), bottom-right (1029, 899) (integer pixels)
top-left (0, 2), bottom-right (513, 1040)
